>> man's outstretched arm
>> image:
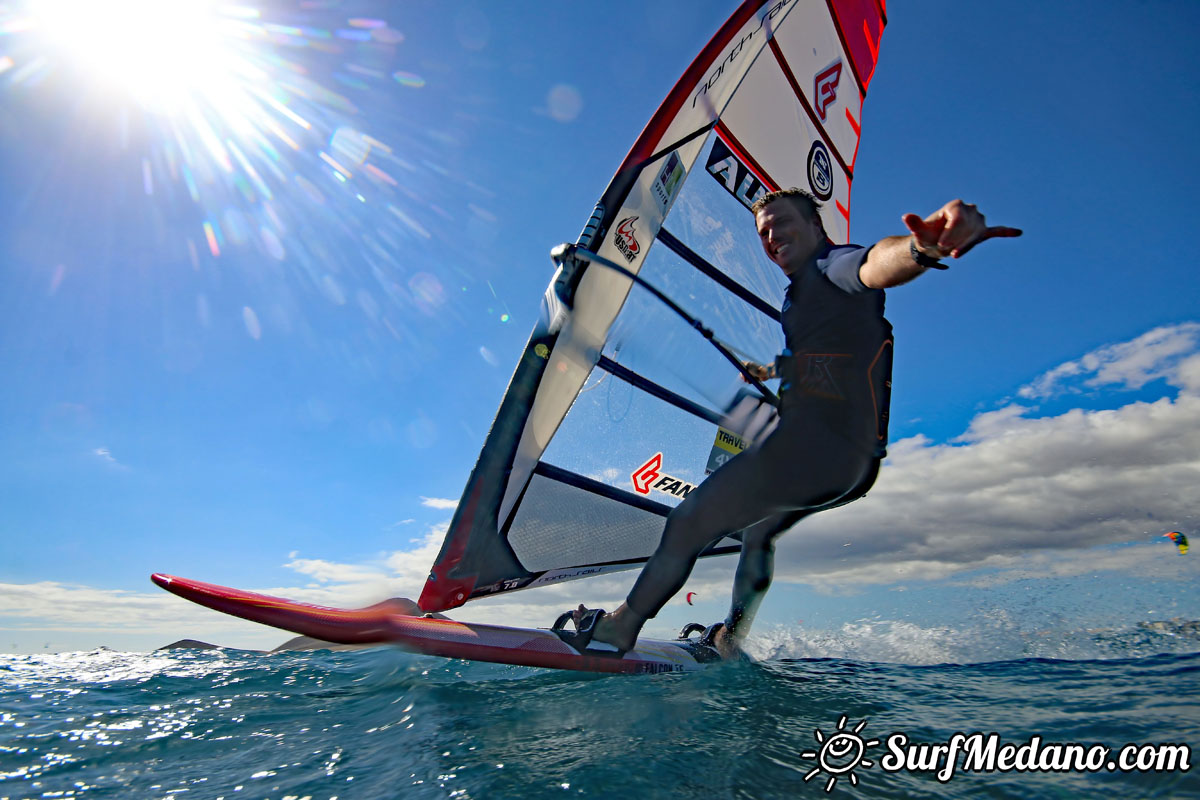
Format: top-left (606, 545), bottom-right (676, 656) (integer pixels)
top-left (858, 199), bottom-right (1022, 290)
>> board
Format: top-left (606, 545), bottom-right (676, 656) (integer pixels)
top-left (151, 573), bottom-right (720, 674)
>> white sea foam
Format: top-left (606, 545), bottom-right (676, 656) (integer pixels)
top-left (741, 616), bottom-right (1200, 665)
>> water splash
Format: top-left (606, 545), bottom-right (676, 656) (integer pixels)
top-left (745, 617), bottom-right (1200, 665)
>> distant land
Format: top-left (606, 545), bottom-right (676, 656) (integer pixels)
top-left (157, 636), bottom-right (379, 653)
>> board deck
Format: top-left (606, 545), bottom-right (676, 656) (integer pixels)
top-left (151, 573), bottom-right (720, 674)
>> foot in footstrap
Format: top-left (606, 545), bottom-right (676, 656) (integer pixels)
top-left (700, 622), bottom-right (726, 649)
top-left (551, 608), bottom-right (627, 657)
top-left (678, 621), bottom-right (744, 661)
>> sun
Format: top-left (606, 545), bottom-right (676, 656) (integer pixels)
top-left (800, 715), bottom-right (880, 793)
top-left (29, 0), bottom-right (250, 112)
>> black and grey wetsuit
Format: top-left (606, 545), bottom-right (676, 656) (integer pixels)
top-left (779, 242), bottom-right (893, 458)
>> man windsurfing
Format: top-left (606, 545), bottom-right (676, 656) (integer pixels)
top-left (561, 189), bottom-right (1021, 656)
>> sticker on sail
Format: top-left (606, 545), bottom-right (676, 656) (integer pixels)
top-left (631, 452), bottom-right (696, 499)
top-left (651, 150), bottom-right (685, 215)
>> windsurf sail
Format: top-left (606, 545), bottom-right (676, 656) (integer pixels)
top-left (419, 0), bottom-right (887, 612)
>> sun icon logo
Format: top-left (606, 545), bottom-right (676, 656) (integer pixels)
top-left (800, 715), bottom-right (880, 793)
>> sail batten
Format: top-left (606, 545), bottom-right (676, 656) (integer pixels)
top-left (596, 356), bottom-right (725, 427)
top-left (657, 227), bottom-right (782, 323)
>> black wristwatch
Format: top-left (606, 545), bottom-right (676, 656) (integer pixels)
top-left (910, 238), bottom-right (948, 270)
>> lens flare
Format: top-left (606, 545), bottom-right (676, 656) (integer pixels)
top-left (2, 0), bottom-right (500, 365)
top-left (32, 0), bottom-right (243, 111)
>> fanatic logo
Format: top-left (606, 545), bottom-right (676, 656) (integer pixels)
top-left (814, 60), bottom-right (843, 122)
top-left (631, 453), bottom-right (695, 499)
top-left (613, 215), bottom-right (641, 263)
top-left (631, 452), bottom-right (662, 494)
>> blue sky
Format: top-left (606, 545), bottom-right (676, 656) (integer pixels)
top-left (1, 0), bottom-right (1197, 657)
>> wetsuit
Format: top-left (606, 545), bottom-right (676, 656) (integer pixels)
top-left (624, 243), bottom-right (893, 637)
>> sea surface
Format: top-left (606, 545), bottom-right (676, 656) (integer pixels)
top-left (2, 624), bottom-right (1198, 800)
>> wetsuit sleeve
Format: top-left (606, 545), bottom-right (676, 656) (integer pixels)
top-left (816, 244), bottom-right (871, 295)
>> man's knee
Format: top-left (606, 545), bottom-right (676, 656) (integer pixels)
top-left (824, 456), bottom-right (881, 509)
top-left (657, 509), bottom-right (710, 559)
top-left (661, 491), bottom-right (726, 543)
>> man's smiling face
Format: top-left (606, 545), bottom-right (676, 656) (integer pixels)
top-left (755, 197), bottom-right (824, 276)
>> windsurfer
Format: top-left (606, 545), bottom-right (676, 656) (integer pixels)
top-left (568, 189), bottom-right (1021, 656)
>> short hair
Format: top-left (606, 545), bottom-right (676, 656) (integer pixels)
top-left (750, 188), bottom-right (822, 221)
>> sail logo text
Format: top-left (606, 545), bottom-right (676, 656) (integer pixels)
top-left (631, 452), bottom-right (696, 499)
top-left (692, 0), bottom-right (793, 108)
top-left (715, 428), bottom-right (747, 452)
top-left (706, 137), bottom-right (768, 211)
top-left (613, 215), bottom-right (641, 263)
top-left (814, 59), bottom-right (843, 122)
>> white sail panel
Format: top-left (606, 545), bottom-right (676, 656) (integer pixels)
top-left (769, 0), bottom-right (868, 169)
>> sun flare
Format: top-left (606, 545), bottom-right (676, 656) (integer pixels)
top-left (31, 0), bottom-right (253, 112)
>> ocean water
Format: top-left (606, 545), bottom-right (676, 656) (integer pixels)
top-left (2, 625), bottom-right (1198, 800)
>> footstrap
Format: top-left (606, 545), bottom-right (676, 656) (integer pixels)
top-left (551, 608), bottom-right (626, 657)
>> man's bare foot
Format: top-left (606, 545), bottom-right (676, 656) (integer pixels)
top-left (709, 623), bottom-right (742, 660)
top-left (573, 604), bottom-right (640, 651)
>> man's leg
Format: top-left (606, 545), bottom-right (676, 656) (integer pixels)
top-left (715, 461), bottom-right (881, 652)
top-left (722, 511), bottom-right (809, 647)
top-left (580, 500), bottom-right (778, 651)
top-left (584, 421), bottom-right (872, 650)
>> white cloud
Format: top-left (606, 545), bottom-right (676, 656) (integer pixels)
top-left (420, 496), bottom-right (458, 510)
top-left (381, 522), bottom-right (449, 585)
top-left (943, 545), bottom-right (1176, 589)
top-left (283, 558), bottom-right (387, 585)
top-left (764, 323), bottom-right (1200, 592)
top-left (92, 447), bottom-right (126, 469)
top-left (952, 403), bottom-right (1029, 444)
top-left (1179, 354), bottom-right (1200, 393)
top-left (587, 467), bottom-right (623, 483)
top-left (1019, 322), bottom-right (1200, 398)
top-left (0, 580), bottom-right (273, 646)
